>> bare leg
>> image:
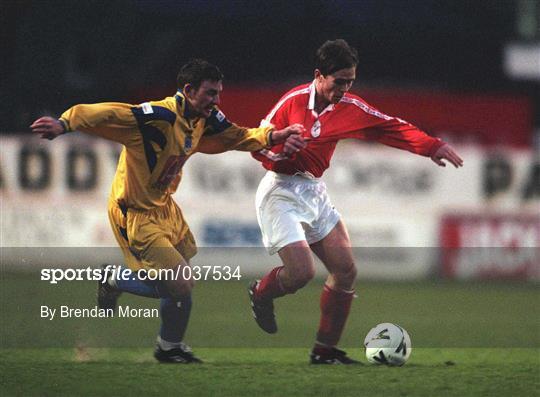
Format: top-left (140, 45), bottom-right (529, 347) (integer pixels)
top-left (310, 220), bottom-right (357, 348)
top-left (277, 240), bottom-right (317, 292)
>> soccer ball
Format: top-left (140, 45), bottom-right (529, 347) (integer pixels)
top-left (364, 323), bottom-right (412, 366)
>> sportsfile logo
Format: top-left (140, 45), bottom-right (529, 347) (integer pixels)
top-left (40, 265), bottom-right (242, 284)
top-left (41, 267), bottom-right (107, 284)
top-left (40, 265), bottom-right (167, 284)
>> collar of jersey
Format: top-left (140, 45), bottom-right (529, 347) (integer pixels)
top-left (175, 89), bottom-right (198, 120)
top-left (308, 80), bottom-right (340, 117)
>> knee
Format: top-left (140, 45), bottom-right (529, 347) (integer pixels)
top-left (166, 278), bottom-right (194, 299)
top-left (284, 265), bottom-right (316, 292)
top-left (333, 263), bottom-right (357, 286)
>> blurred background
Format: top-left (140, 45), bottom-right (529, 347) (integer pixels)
top-left (1, 0), bottom-right (539, 281)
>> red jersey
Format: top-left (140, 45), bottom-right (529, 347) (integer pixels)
top-left (252, 82), bottom-right (445, 177)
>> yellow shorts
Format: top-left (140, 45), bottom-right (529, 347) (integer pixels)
top-left (108, 198), bottom-right (197, 271)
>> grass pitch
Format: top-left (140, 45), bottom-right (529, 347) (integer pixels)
top-left (1, 272), bottom-right (539, 396)
top-left (1, 348), bottom-right (538, 396)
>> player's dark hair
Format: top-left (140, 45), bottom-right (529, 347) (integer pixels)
top-left (315, 39), bottom-right (358, 76)
top-left (177, 59), bottom-right (224, 90)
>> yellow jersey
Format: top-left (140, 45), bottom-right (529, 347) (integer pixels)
top-left (60, 91), bottom-right (273, 210)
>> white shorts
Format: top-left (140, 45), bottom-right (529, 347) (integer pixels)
top-left (255, 171), bottom-right (341, 255)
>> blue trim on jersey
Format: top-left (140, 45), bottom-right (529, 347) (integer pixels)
top-left (131, 106), bottom-right (169, 172)
top-left (176, 90), bottom-right (198, 119)
top-left (203, 108), bottom-right (232, 136)
top-left (175, 93), bottom-right (184, 109)
top-left (131, 105), bottom-right (176, 125)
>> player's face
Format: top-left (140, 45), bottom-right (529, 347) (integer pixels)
top-left (184, 80), bottom-right (223, 118)
top-left (315, 67), bottom-right (356, 105)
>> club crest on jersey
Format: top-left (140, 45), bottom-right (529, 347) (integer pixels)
top-left (311, 120), bottom-right (321, 138)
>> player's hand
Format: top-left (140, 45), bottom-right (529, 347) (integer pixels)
top-left (282, 133), bottom-right (309, 156)
top-left (30, 117), bottom-right (65, 140)
top-left (271, 123), bottom-right (306, 143)
top-left (431, 144), bottom-right (463, 168)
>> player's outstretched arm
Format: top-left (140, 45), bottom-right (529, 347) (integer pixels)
top-left (430, 143), bottom-right (464, 168)
top-left (197, 123), bottom-right (307, 154)
top-left (30, 117), bottom-right (65, 140)
top-left (31, 103), bottom-right (139, 145)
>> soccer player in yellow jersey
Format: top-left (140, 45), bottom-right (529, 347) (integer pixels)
top-left (31, 59), bottom-right (307, 363)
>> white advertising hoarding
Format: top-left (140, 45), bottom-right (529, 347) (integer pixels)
top-left (1, 135), bottom-right (538, 278)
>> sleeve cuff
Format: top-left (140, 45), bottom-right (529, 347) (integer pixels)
top-left (265, 128), bottom-right (275, 148)
top-left (58, 118), bottom-right (71, 133)
top-left (428, 139), bottom-right (446, 157)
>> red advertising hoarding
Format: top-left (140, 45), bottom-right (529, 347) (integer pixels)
top-left (440, 214), bottom-right (540, 281)
top-left (134, 85), bottom-right (533, 148)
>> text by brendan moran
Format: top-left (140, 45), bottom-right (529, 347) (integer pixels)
top-left (40, 305), bottom-right (159, 320)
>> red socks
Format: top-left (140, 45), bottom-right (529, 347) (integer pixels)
top-left (316, 284), bottom-right (354, 347)
top-left (254, 266), bottom-right (287, 301)
top-left (256, 268), bottom-right (354, 348)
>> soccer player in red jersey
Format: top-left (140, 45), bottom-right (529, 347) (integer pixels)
top-left (248, 39), bottom-right (463, 364)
